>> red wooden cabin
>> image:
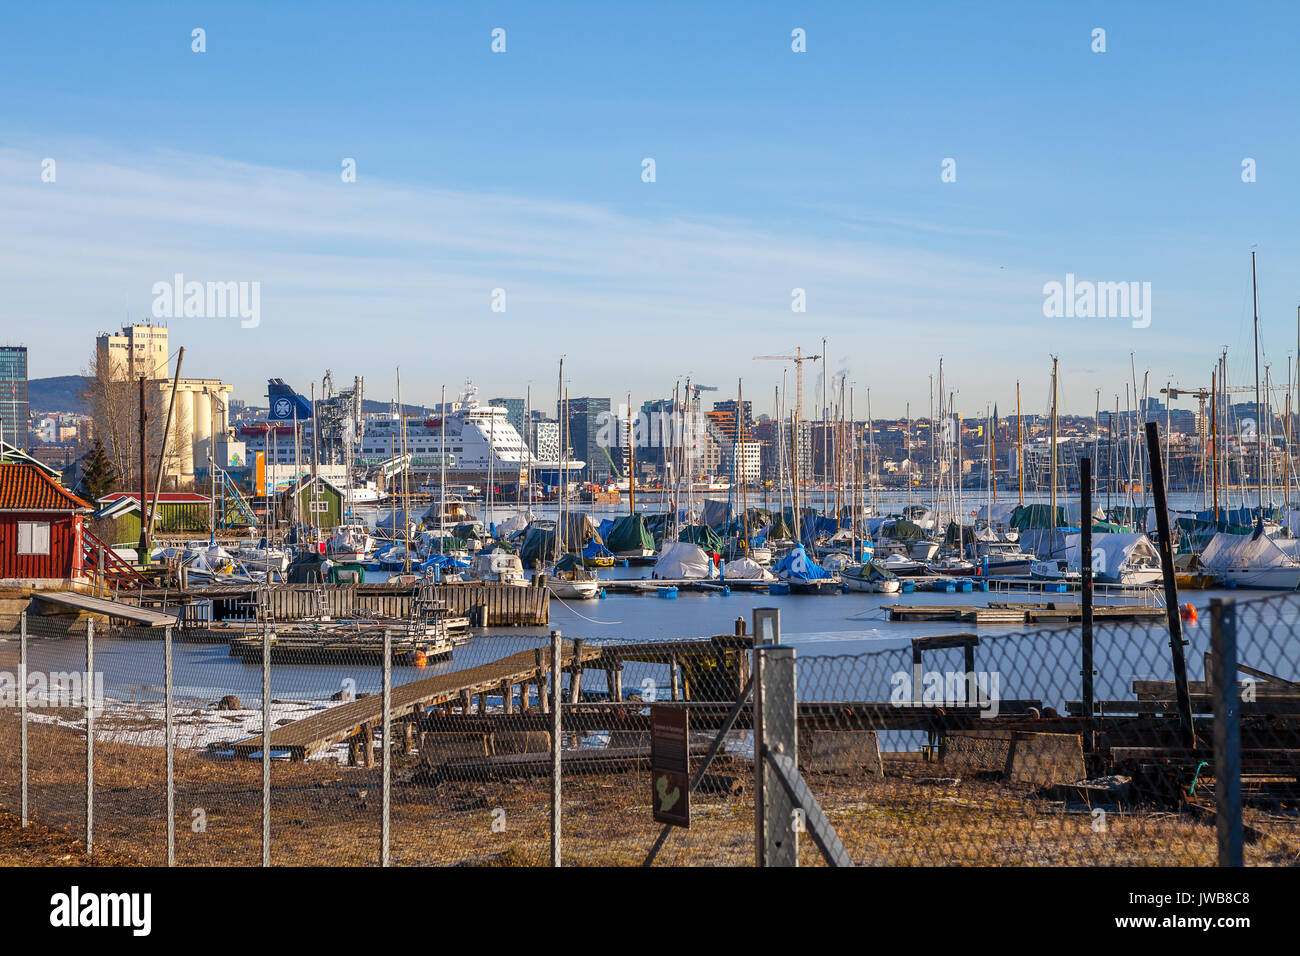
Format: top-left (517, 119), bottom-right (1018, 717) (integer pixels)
top-left (0, 462), bottom-right (93, 586)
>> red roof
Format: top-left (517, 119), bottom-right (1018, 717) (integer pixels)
top-left (98, 491), bottom-right (210, 506)
top-left (0, 463), bottom-right (92, 512)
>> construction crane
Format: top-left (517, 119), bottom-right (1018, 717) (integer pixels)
top-left (753, 347), bottom-right (821, 429)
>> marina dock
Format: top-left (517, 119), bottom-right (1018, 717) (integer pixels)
top-left (129, 580), bottom-right (549, 627)
top-left (888, 601), bottom-right (1167, 626)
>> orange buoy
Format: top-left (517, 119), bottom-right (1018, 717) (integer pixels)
top-left (411, 649), bottom-right (428, 667)
top-left (1179, 603), bottom-right (1198, 624)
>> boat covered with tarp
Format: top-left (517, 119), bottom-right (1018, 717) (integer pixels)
top-left (652, 541), bottom-right (714, 579)
top-left (607, 513), bottom-right (656, 558)
top-left (1063, 532), bottom-right (1162, 586)
top-left (1199, 531), bottom-right (1300, 590)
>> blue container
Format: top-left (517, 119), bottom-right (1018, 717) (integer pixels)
top-left (959, 581), bottom-right (973, 593)
top-left (769, 582), bottom-right (791, 595)
top-left (901, 581), bottom-right (915, 592)
top-left (657, 586), bottom-right (679, 599)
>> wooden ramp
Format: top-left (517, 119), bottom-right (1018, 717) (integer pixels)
top-left (34, 591), bottom-right (180, 627)
top-left (231, 642), bottom-right (605, 760)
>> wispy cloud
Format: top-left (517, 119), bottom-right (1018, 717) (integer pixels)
top-left (0, 142), bottom-right (1106, 411)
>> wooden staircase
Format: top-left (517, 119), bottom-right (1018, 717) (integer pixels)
top-left (81, 527), bottom-right (151, 588)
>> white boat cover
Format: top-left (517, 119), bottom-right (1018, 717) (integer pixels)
top-left (975, 503), bottom-right (1020, 528)
top-left (494, 511), bottom-right (533, 537)
top-left (722, 556), bottom-right (774, 580)
top-left (653, 541), bottom-right (713, 579)
top-left (1200, 531), bottom-right (1300, 572)
top-left (1064, 532), bottom-right (1160, 581)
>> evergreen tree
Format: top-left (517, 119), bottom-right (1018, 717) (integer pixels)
top-left (81, 438), bottom-right (117, 500)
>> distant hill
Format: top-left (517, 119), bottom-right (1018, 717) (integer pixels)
top-left (28, 375), bottom-right (90, 414)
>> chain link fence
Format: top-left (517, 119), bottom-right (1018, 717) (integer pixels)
top-left (2, 591), bottom-right (1297, 866)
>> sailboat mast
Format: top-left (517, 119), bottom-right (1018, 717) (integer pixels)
top-left (1016, 380), bottom-right (1023, 506)
top-left (1252, 250), bottom-right (1264, 517)
top-left (1211, 368), bottom-right (1219, 521)
top-left (627, 392), bottom-right (635, 515)
top-left (525, 384), bottom-right (532, 514)
top-left (1050, 357), bottom-right (1059, 548)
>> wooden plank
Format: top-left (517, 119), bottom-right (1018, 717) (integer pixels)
top-left (34, 591), bottom-right (180, 627)
top-left (230, 642), bottom-right (604, 759)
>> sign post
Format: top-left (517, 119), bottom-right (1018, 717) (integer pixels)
top-left (650, 705), bottom-right (690, 828)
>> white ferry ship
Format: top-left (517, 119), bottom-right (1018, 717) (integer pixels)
top-left (238, 380), bottom-right (584, 485)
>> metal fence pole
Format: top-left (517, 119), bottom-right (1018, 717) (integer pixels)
top-left (381, 627), bottom-right (391, 867)
top-left (85, 617), bottom-right (94, 856)
top-left (550, 629), bottom-right (562, 867)
top-left (261, 624), bottom-right (271, 867)
top-left (165, 624), bottom-right (175, 866)
top-left (1209, 598), bottom-right (1243, 866)
top-left (20, 611), bottom-right (28, 828)
top-left (1079, 457), bottom-right (1094, 746)
top-left (753, 604), bottom-right (797, 867)
top-left (755, 645), bottom-right (798, 867)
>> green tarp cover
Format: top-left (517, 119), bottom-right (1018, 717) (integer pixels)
top-left (607, 513), bottom-right (655, 553)
top-left (679, 524), bottom-right (724, 553)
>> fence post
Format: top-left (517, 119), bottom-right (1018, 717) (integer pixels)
top-left (86, 617), bottom-right (94, 856)
top-left (1209, 598), bottom-right (1243, 866)
top-left (752, 607), bottom-right (797, 867)
top-left (19, 611), bottom-right (27, 828)
top-left (1079, 457), bottom-right (1094, 747)
top-left (381, 627), bottom-right (392, 867)
top-left (165, 624), bottom-right (175, 866)
top-left (261, 623), bottom-right (271, 867)
top-left (1144, 421), bottom-right (1195, 748)
top-left (550, 629), bottom-right (562, 867)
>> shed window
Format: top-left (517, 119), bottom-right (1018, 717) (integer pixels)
top-left (17, 522), bottom-right (51, 556)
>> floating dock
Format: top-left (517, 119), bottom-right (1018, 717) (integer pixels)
top-left (888, 601), bottom-right (1166, 626)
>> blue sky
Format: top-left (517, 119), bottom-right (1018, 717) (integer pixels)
top-left (2, 1), bottom-right (1298, 418)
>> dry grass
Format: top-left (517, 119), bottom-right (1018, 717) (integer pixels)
top-left (1, 712), bottom-right (1296, 866)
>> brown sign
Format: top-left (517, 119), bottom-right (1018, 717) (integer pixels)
top-left (650, 705), bottom-right (690, 827)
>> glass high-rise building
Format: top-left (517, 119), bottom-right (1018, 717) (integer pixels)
top-left (0, 346), bottom-right (29, 451)
top-left (560, 396), bottom-right (613, 481)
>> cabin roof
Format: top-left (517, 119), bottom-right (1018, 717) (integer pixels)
top-left (0, 462), bottom-right (93, 513)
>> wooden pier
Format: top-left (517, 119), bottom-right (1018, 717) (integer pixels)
top-left (229, 633), bottom-right (755, 761)
top-left (129, 580), bottom-right (549, 628)
top-left (31, 590), bottom-right (181, 628)
top-left (888, 601), bottom-right (1166, 626)
top-left (230, 642), bottom-right (606, 761)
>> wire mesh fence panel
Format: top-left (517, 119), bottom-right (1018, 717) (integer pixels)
top-left (169, 629), bottom-right (270, 866)
top-left (84, 625), bottom-right (168, 865)
top-left (14, 613), bottom-right (90, 849)
top-left (0, 618), bottom-right (26, 820)
top-left (389, 634), bottom-right (568, 866)
top-left (559, 638), bottom-right (756, 866)
top-left (790, 594), bottom-right (1300, 867)
top-left (1215, 592), bottom-right (1300, 862)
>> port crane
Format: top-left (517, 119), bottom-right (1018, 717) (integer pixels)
top-left (753, 348), bottom-right (821, 430)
